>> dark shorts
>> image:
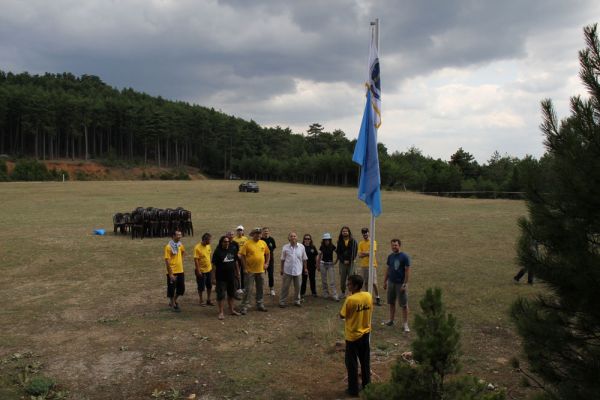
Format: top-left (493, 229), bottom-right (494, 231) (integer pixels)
top-left (166, 273), bottom-right (185, 298)
top-left (196, 271), bottom-right (212, 292)
top-left (387, 282), bottom-right (408, 307)
top-left (216, 280), bottom-right (236, 301)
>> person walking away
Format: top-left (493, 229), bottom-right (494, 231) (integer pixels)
top-left (318, 233), bottom-right (338, 301)
top-left (383, 238), bottom-right (411, 332)
top-left (358, 228), bottom-right (381, 306)
top-left (238, 227), bottom-right (270, 314)
top-left (212, 235), bottom-right (241, 319)
top-left (336, 226), bottom-right (358, 300)
top-left (514, 239), bottom-right (538, 285)
top-left (164, 230), bottom-right (185, 312)
top-left (340, 274), bottom-right (372, 397)
top-left (279, 232), bottom-right (308, 307)
top-left (300, 234), bottom-right (318, 298)
top-left (261, 227), bottom-right (277, 296)
top-left (194, 233), bottom-right (214, 306)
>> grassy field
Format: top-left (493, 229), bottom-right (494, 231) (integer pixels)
top-left (0, 180), bottom-right (541, 399)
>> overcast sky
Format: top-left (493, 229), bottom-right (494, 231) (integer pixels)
top-left (1, 0), bottom-right (598, 162)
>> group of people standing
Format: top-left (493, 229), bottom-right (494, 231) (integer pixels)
top-left (163, 224), bottom-right (412, 397)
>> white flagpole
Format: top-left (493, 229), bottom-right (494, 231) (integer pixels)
top-left (368, 18), bottom-right (379, 298)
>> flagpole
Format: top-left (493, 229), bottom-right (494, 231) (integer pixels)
top-left (368, 18), bottom-right (379, 298)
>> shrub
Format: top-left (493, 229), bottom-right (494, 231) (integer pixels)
top-left (25, 375), bottom-right (55, 396)
top-left (363, 288), bottom-right (505, 400)
top-left (11, 159), bottom-right (50, 181)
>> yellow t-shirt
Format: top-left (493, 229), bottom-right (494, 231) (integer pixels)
top-left (340, 291), bottom-right (373, 341)
top-left (164, 243), bottom-right (185, 274)
top-left (358, 239), bottom-right (377, 268)
top-left (239, 239), bottom-right (270, 273)
top-left (233, 235), bottom-right (248, 249)
top-left (193, 243), bottom-right (212, 273)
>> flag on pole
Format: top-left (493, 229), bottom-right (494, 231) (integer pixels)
top-left (352, 29), bottom-right (382, 217)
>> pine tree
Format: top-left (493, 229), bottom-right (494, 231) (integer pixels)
top-left (364, 288), bottom-right (504, 400)
top-left (511, 24), bottom-right (600, 400)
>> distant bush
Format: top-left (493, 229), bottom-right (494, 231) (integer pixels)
top-left (75, 170), bottom-right (91, 181)
top-left (11, 159), bottom-right (50, 181)
top-left (0, 159), bottom-right (8, 181)
top-left (159, 169), bottom-right (190, 180)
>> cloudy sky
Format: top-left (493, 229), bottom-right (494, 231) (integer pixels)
top-left (1, 0), bottom-right (598, 162)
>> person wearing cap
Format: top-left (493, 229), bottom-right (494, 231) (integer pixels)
top-left (336, 226), bottom-right (358, 300)
top-left (279, 232), bottom-right (308, 307)
top-left (317, 233), bottom-right (338, 301)
top-left (232, 226), bottom-right (248, 295)
top-left (238, 227), bottom-right (270, 314)
top-left (357, 228), bottom-right (381, 306)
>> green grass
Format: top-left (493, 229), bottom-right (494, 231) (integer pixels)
top-left (0, 180), bottom-right (540, 399)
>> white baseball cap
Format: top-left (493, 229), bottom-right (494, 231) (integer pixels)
top-left (236, 225), bottom-right (244, 231)
top-left (322, 233), bottom-right (332, 240)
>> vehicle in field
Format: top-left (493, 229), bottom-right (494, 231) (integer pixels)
top-left (239, 181), bottom-right (259, 192)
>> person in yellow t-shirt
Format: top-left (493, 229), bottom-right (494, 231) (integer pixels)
top-left (238, 227), bottom-right (270, 314)
top-left (340, 274), bottom-right (372, 397)
top-left (164, 230), bottom-right (186, 312)
top-left (357, 227), bottom-right (381, 306)
top-left (194, 232), bottom-right (214, 306)
top-left (233, 225), bottom-right (249, 292)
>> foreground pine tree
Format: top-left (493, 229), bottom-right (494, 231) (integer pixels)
top-left (364, 288), bottom-right (504, 400)
top-left (511, 24), bottom-right (600, 400)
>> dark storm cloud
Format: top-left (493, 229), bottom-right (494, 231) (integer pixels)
top-left (0, 0), bottom-right (593, 101)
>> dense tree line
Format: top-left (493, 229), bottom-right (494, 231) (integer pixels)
top-left (0, 70), bottom-right (545, 193)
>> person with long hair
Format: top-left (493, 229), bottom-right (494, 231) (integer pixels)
top-left (336, 226), bottom-right (358, 300)
top-left (211, 235), bottom-right (241, 319)
top-left (300, 233), bottom-right (319, 298)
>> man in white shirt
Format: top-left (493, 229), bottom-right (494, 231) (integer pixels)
top-left (279, 232), bottom-right (308, 307)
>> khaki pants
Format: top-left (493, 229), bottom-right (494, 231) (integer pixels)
top-left (320, 262), bottom-right (338, 299)
top-left (280, 273), bottom-right (301, 305)
top-left (241, 272), bottom-right (264, 309)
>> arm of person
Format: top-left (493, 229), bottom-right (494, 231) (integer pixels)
top-left (264, 251), bottom-right (271, 271)
top-left (165, 260), bottom-right (174, 282)
top-left (194, 257), bottom-right (202, 277)
top-left (280, 260), bottom-right (285, 276)
top-left (383, 266), bottom-right (389, 290)
top-left (303, 260), bottom-right (308, 275)
top-left (401, 267), bottom-right (410, 291)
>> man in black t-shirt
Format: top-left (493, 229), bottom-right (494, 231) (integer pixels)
top-left (212, 235), bottom-right (241, 320)
top-left (261, 227), bottom-right (277, 296)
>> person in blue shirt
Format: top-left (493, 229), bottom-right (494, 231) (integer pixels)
top-left (383, 238), bottom-right (411, 332)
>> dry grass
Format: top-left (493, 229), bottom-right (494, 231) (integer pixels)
top-left (0, 180), bottom-right (541, 399)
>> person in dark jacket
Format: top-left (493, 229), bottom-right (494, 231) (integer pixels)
top-left (336, 226), bottom-right (358, 300)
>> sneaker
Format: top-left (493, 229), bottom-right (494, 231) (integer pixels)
top-left (240, 308), bottom-right (247, 315)
top-left (236, 288), bottom-right (244, 296)
top-left (270, 288), bottom-right (276, 296)
top-left (375, 297), bottom-right (382, 306)
top-left (294, 302), bottom-right (302, 307)
top-left (257, 305), bottom-right (268, 312)
top-left (403, 323), bottom-right (410, 332)
top-left (382, 320), bottom-right (394, 326)
top-left (339, 292), bottom-right (346, 300)
top-left (333, 295), bottom-right (339, 302)
top-left (173, 304), bottom-right (181, 313)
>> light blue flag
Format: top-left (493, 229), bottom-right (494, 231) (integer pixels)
top-left (352, 89), bottom-right (382, 217)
